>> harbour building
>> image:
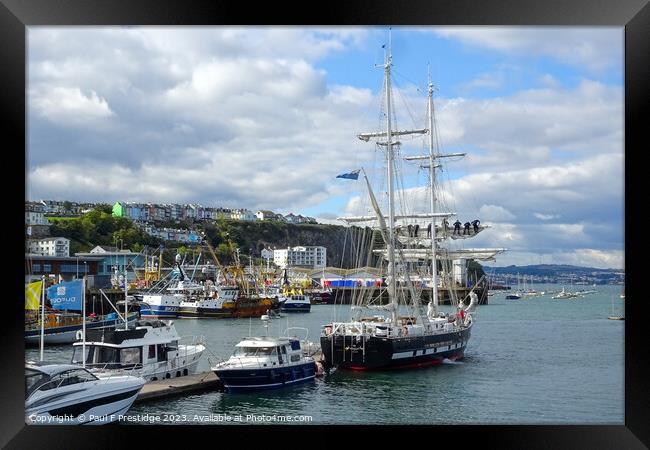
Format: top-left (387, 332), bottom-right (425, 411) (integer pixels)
top-left (273, 246), bottom-right (326, 269)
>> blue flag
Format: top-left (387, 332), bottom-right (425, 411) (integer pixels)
top-left (336, 169), bottom-right (360, 180)
top-left (47, 280), bottom-right (83, 310)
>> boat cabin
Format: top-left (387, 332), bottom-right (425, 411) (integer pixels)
top-left (71, 320), bottom-right (180, 370)
top-left (227, 337), bottom-right (305, 367)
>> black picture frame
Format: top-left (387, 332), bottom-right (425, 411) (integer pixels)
top-left (3, 0), bottom-right (647, 448)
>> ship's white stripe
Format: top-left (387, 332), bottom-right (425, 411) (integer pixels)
top-left (391, 343), bottom-right (465, 359)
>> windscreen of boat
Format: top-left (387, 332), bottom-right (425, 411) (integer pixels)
top-left (71, 345), bottom-right (95, 364)
top-left (25, 368), bottom-right (49, 398)
top-left (233, 347), bottom-right (276, 357)
top-left (77, 346), bottom-right (142, 368)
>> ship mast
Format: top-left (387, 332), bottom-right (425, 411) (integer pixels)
top-left (383, 35), bottom-right (398, 325)
top-left (426, 70), bottom-right (440, 313)
top-left (357, 31), bottom-right (428, 325)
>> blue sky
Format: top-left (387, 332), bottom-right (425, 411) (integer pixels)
top-left (26, 27), bottom-right (624, 268)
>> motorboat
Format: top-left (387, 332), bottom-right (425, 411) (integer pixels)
top-left (71, 319), bottom-right (205, 382)
top-left (25, 363), bottom-right (145, 425)
top-left (211, 328), bottom-right (318, 391)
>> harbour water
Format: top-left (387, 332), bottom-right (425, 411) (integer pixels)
top-left (26, 284), bottom-right (624, 425)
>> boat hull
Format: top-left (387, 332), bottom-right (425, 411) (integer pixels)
top-left (320, 326), bottom-right (471, 370)
top-left (26, 384), bottom-right (143, 425)
top-left (25, 315), bottom-right (138, 346)
top-left (280, 303), bottom-right (311, 313)
top-left (177, 304), bottom-right (274, 318)
top-left (140, 305), bottom-right (179, 319)
top-left (214, 361), bottom-right (316, 392)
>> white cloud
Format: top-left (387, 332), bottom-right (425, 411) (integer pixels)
top-left (433, 27), bottom-right (622, 73)
top-left (31, 86), bottom-right (114, 126)
top-left (534, 212), bottom-right (559, 221)
top-left (478, 204), bottom-right (515, 222)
top-left (26, 27), bottom-right (623, 269)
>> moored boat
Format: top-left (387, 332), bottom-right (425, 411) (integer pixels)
top-left (211, 335), bottom-right (317, 392)
top-left (320, 32), bottom-right (505, 371)
top-left (280, 294), bottom-right (311, 313)
top-left (25, 363), bottom-right (145, 425)
top-left (71, 319), bottom-right (205, 382)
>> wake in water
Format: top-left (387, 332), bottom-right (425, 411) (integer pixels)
top-left (442, 358), bottom-right (463, 365)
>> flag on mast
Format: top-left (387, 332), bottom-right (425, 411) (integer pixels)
top-left (25, 280), bottom-right (42, 310)
top-left (336, 169), bottom-right (360, 180)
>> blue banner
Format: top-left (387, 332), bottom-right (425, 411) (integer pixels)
top-left (47, 280), bottom-right (83, 310)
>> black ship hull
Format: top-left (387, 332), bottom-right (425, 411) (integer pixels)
top-left (320, 326), bottom-right (471, 370)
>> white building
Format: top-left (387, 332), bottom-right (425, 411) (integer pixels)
top-left (274, 246), bottom-right (326, 269)
top-left (25, 209), bottom-right (49, 226)
top-left (27, 237), bottom-right (70, 257)
top-left (231, 208), bottom-right (257, 221)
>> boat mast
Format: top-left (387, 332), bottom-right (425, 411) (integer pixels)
top-left (124, 267), bottom-right (128, 330)
top-left (40, 275), bottom-right (45, 361)
top-left (427, 69), bottom-right (440, 313)
top-left (383, 32), bottom-right (398, 325)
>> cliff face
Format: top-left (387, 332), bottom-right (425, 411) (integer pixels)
top-left (202, 221), bottom-right (365, 268)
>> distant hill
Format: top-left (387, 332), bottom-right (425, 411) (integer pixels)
top-left (489, 264), bottom-right (623, 275)
top-left (486, 264), bottom-right (624, 284)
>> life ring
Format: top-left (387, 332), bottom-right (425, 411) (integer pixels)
top-left (75, 330), bottom-right (84, 341)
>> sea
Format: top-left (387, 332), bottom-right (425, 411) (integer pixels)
top-left (25, 284), bottom-right (625, 425)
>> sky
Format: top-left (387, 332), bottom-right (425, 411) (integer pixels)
top-left (26, 27), bottom-right (624, 269)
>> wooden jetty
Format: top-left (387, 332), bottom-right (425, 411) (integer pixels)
top-left (135, 371), bottom-right (224, 403)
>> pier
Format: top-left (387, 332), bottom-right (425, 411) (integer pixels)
top-left (135, 371), bottom-right (224, 403)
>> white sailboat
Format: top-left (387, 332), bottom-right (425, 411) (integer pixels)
top-left (320, 31), bottom-right (505, 371)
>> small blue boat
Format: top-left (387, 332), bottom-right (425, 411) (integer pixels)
top-left (279, 295), bottom-right (311, 313)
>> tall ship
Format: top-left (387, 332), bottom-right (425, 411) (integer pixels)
top-left (320, 33), bottom-right (505, 371)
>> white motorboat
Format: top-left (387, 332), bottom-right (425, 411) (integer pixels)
top-left (71, 319), bottom-right (205, 382)
top-left (25, 363), bottom-right (145, 425)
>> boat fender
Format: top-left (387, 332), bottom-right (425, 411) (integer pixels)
top-left (403, 326), bottom-right (408, 336)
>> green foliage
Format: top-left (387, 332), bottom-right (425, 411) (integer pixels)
top-left (50, 207), bottom-right (162, 254)
top-left (467, 260), bottom-right (486, 283)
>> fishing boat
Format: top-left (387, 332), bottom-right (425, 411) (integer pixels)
top-left (137, 293), bottom-right (180, 319)
top-left (71, 319), bottom-right (206, 382)
top-left (25, 363), bottom-right (145, 425)
top-left (25, 279), bottom-right (138, 345)
top-left (211, 327), bottom-right (318, 391)
top-left (280, 294), bottom-right (311, 312)
top-left (320, 32), bottom-right (505, 371)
